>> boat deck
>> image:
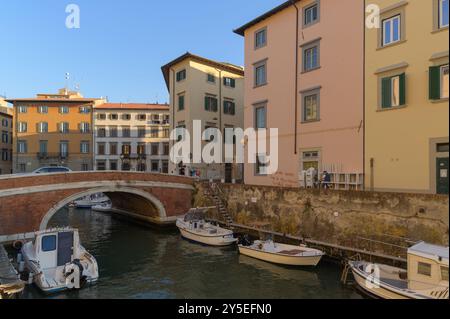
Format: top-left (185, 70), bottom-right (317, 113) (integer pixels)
top-left (0, 244), bottom-right (25, 298)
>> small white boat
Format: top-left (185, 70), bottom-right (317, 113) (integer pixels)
top-left (176, 208), bottom-right (237, 246)
top-left (92, 201), bottom-right (112, 212)
top-left (21, 228), bottom-right (99, 294)
top-left (349, 241), bottom-right (449, 299)
top-left (74, 193), bottom-right (109, 208)
top-left (238, 239), bottom-right (324, 266)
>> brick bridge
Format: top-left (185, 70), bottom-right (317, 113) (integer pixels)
top-left (0, 172), bottom-right (194, 242)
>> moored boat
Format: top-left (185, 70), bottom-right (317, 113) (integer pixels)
top-left (74, 193), bottom-right (109, 208)
top-left (176, 208), bottom-right (237, 246)
top-left (92, 201), bottom-right (112, 212)
top-left (21, 227), bottom-right (99, 294)
top-left (238, 238), bottom-right (324, 266)
top-left (349, 241), bottom-right (449, 299)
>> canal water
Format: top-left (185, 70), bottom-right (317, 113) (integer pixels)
top-left (22, 208), bottom-right (361, 299)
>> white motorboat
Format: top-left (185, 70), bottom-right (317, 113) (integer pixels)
top-left (21, 228), bottom-right (99, 294)
top-left (92, 201), bottom-right (112, 212)
top-left (176, 208), bottom-right (237, 246)
top-left (238, 238), bottom-right (324, 266)
top-left (74, 193), bottom-right (109, 208)
top-left (349, 241), bottom-right (449, 299)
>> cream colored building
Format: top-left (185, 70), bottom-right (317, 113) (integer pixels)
top-left (365, 0), bottom-right (449, 194)
top-left (93, 103), bottom-right (170, 173)
top-left (161, 53), bottom-right (245, 182)
top-left (0, 97), bottom-right (13, 175)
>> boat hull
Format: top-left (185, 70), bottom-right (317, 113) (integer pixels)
top-left (178, 228), bottom-right (237, 247)
top-left (238, 245), bottom-right (323, 266)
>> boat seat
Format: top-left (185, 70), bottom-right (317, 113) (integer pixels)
top-left (278, 249), bottom-right (306, 256)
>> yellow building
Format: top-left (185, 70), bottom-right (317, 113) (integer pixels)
top-left (161, 53), bottom-right (244, 182)
top-left (365, 0), bottom-right (449, 194)
top-left (0, 97), bottom-right (13, 175)
top-left (7, 89), bottom-right (106, 173)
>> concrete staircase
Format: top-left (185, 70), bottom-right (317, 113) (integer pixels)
top-left (203, 182), bottom-right (233, 226)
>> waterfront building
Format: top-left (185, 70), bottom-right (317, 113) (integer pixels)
top-left (234, 0), bottom-right (364, 189)
top-left (93, 103), bottom-right (170, 173)
top-left (161, 52), bottom-right (245, 182)
top-left (365, 0), bottom-right (449, 194)
top-left (0, 97), bottom-right (13, 175)
top-left (7, 89), bottom-right (106, 173)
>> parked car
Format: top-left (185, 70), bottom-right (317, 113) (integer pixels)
top-left (31, 166), bottom-right (72, 174)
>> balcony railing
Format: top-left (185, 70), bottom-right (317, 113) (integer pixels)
top-left (37, 152), bottom-right (70, 160)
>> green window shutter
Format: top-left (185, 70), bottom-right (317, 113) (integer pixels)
top-left (231, 102), bottom-right (235, 115)
top-left (381, 77), bottom-right (392, 109)
top-left (231, 78), bottom-right (236, 88)
top-left (399, 73), bottom-right (406, 106)
top-left (205, 96), bottom-right (209, 111)
top-left (213, 98), bottom-right (218, 112)
top-left (429, 66), bottom-right (441, 100)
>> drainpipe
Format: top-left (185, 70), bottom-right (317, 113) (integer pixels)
top-left (291, 0), bottom-right (300, 155)
top-left (170, 68), bottom-right (176, 174)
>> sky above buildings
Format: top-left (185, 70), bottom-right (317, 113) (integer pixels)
top-left (0, 0), bottom-right (282, 103)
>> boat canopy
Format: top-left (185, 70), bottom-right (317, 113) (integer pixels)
top-left (184, 208), bottom-right (208, 222)
top-left (408, 242), bottom-right (449, 265)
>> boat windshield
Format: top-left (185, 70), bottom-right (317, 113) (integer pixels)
top-left (184, 208), bottom-right (207, 222)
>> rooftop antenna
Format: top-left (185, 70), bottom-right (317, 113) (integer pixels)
top-left (65, 72), bottom-right (70, 93)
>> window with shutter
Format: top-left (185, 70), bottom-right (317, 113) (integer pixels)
top-left (381, 73), bottom-right (405, 108)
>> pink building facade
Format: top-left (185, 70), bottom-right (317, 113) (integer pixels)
top-left (235, 0), bottom-right (364, 189)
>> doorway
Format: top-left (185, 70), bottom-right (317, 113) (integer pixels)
top-left (225, 164), bottom-right (232, 183)
top-left (436, 157), bottom-right (449, 195)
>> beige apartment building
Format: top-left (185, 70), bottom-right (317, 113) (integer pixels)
top-left (93, 103), bottom-right (170, 173)
top-left (161, 53), bottom-right (245, 182)
top-left (234, 0), bottom-right (364, 189)
top-left (7, 89), bottom-right (105, 173)
top-left (0, 97), bottom-right (13, 175)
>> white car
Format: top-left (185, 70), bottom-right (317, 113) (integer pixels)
top-left (32, 166), bottom-right (73, 174)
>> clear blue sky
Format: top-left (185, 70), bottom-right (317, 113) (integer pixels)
top-left (0, 0), bottom-right (282, 103)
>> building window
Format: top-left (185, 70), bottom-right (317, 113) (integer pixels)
top-left (150, 128), bottom-right (159, 138)
top-left (441, 266), bottom-right (449, 281)
top-left (176, 69), bottom-right (186, 82)
top-left (256, 154), bottom-right (268, 175)
top-left (109, 126), bottom-right (118, 138)
top-left (122, 126), bottom-right (131, 137)
top-left (97, 143), bottom-right (106, 155)
top-left (430, 64), bottom-right (449, 100)
top-left (255, 105), bottom-right (267, 129)
top-left (204, 126), bottom-right (218, 142)
top-left (162, 128), bottom-right (170, 138)
top-left (110, 161), bottom-right (118, 171)
top-left (418, 262), bottom-right (432, 277)
top-left (1, 119), bottom-right (8, 127)
top-left (59, 141), bottom-right (69, 158)
top-left (79, 106), bottom-right (90, 114)
top-left (137, 162), bottom-right (146, 172)
top-left (18, 140), bottom-right (27, 153)
top-left (255, 28), bottom-right (267, 49)
top-left (151, 160), bottom-right (160, 172)
top-left (1, 149), bottom-right (8, 161)
top-left (162, 161), bottom-right (169, 173)
top-left (303, 92), bottom-right (320, 122)
top-left (303, 43), bottom-right (320, 72)
top-left (18, 122), bottom-right (27, 133)
top-left (254, 61), bottom-right (267, 87)
top-left (176, 124), bottom-right (186, 142)
top-left (437, 143), bottom-right (449, 153)
top-left (138, 126), bottom-right (146, 138)
top-left (110, 143), bottom-right (118, 155)
top-left (205, 96), bottom-right (218, 112)
top-left (80, 141), bottom-right (90, 154)
top-left (97, 113), bottom-right (106, 120)
top-left (162, 114), bottom-right (170, 124)
top-left (223, 77), bottom-right (236, 88)
top-left (178, 94), bottom-right (185, 111)
top-left (304, 2), bottom-right (319, 27)
top-left (122, 144), bottom-right (131, 156)
top-left (38, 106), bottom-right (48, 114)
top-left (137, 143), bottom-right (146, 156)
top-left (381, 73), bottom-right (406, 108)
top-left (59, 122), bottom-right (70, 133)
top-left (382, 15), bottom-right (401, 46)
top-left (39, 140), bottom-right (48, 155)
top-left (1, 131), bottom-right (7, 143)
top-left (439, 0), bottom-right (449, 28)
top-left (97, 161), bottom-right (106, 171)
top-left (59, 106), bottom-right (70, 114)
top-left (122, 114), bottom-right (131, 120)
top-left (207, 74), bottom-right (216, 83)
top-left (81, 163), bottom-right (89, 171)
top-left (151, 143), bottom-right (160, 155)
top-left (80, 122), bottom-right (90, 133)
top-left (37, 122), bottom-right (48, 133)
top-left (223, 100), bottom-right (236, 115)
top-left (97, 127), bottom-right (106, 137)
top-left (108, 113), bottom-right (118, 120)
top-left (18, 105), bottom-right (27, 113)
top-left (137, 114), bottom-right (146, 121)
top-left (163, 143), bottom-right (169, 155)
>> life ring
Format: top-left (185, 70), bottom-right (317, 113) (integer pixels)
top-left (12, 240), bottom-right (25, 250)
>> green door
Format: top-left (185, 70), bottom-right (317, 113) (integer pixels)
top-left (436, 158), bottom-right (449, 195)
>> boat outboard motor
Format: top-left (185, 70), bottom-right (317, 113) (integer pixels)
top-left (238, 235), bottom-right (253, 247)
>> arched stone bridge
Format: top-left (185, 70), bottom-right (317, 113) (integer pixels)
top-left (0, 172), bottom-right (194, 242)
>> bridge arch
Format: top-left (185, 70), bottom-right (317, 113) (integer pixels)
top-left (40, 186), bottom-right (167, 230)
